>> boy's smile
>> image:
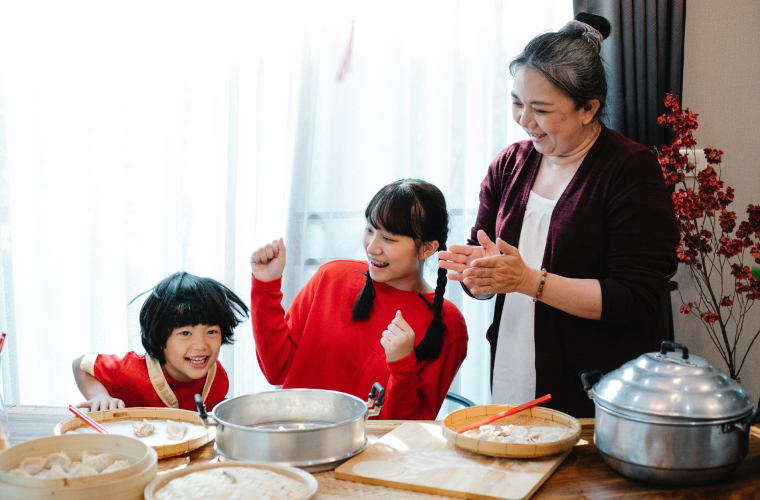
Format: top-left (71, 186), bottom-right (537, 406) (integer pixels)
top-left (161, 324), bottom-right (222, 383)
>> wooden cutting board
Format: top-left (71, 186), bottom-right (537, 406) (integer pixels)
top-left (334, 422), bottom-right (570, 500)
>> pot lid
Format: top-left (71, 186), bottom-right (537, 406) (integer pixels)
top-left (592, 342), bottom-right (754, 421)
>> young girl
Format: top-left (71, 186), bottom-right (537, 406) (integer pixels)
top-left (72, 272), bottom-right (249, 412)
top-left (250, 179), bottom-right (468, 420)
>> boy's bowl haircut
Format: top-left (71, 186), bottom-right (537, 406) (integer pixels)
top-left (136, 273), bottom-right (250, 365)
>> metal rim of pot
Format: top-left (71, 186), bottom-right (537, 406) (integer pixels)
top-left (195, 384), bottom-right (385, 433)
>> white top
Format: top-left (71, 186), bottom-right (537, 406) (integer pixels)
top-left (491, 190), bottom-right (557, 404)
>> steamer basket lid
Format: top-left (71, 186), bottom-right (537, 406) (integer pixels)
top-left (592, 343), bottom-right (754, 420)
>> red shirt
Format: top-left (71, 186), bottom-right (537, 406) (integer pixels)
top-left (251, 260), bottom-right (468, 420)
top-left (92, 352), bottom-right (228, 411)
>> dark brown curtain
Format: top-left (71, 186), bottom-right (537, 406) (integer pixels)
top-left (573, 0), bottom-right (686, 149)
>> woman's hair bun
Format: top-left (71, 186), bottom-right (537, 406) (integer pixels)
top-left (574, 12), bottom-right (611, 40)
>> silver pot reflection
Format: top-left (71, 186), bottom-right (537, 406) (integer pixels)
top-left (582, 341), bottom-right (760, 485)
top-left (195, 384), bottom-right (384, 472)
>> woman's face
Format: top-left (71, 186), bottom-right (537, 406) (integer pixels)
top-left (511, 67), bottom-right (598, 157)
top-left (362, 223), bottom-right (437, 292)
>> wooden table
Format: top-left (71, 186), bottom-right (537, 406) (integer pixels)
top-left (5, 405), bottom-right (760, 499)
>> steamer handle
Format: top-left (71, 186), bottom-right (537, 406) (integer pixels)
top-left (581, 370), bottom-right (603, 399)
top-left (660, 341), bottom-right (689, 359)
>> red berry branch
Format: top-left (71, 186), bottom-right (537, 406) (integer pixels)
top-left (657, 94), bottom-right (760, 380)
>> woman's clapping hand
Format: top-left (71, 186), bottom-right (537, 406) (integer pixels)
top-left (251, 238), bottom-right (287, 282)
top-left (439, 230), bottom-right (536, 295)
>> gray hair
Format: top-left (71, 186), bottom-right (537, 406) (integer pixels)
top-left (509, 13), bottom-right (611, 120)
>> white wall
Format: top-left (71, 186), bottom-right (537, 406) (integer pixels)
top-left (677, 0), bottom-right (760, 403)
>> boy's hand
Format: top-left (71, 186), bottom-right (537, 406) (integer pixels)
top-left (77, 395), bottom-right (125, 412)
top-left (251, 238), bottom-right (287, 282)
top-left (381, 310), bottom-right (416, 362)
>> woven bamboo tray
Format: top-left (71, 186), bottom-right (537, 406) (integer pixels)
top-left (442, 404), bottom-right (582, 458)
top-left (144, 461), bottom-right (318, 500)
top-left (54, 407), bottom-right (214, 459)
top-left (0, 433), bottom-right (157, 500)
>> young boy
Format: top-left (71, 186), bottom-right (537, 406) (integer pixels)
top-left (73, 272), bottom-right (249, 412)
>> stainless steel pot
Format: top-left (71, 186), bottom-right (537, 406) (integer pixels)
top-left (194, 384), bottom-right (384, 472)
top-left (581, 341), bottom-right (760, 485)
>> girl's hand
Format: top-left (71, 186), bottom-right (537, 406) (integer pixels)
top-left (77, 395), bottom-right (125, 412)
top-left (251, 238), bottom-right (287, 282)
top-left (381, 311), bottom-right (416, 362)
top-left (462, 236), bottom-right (538, 295)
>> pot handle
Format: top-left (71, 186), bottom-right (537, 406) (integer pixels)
top-left (749, 397), bottom-right (760, 428)
top-left (581, 370), bottom-right (603, 399)
top-left (366, 382), bottom-right (385, 418)
top-left (731, 396), bottom-right (760, 435)
top-left (660, 341), bottom-right (689, 360)
top-left (195, 394), bottom-right (217, 428)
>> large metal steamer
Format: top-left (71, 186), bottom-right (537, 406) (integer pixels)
top-left (195, 384), bottom-right (384, 472)
top-left (582, 341), bottom-right (760, 485)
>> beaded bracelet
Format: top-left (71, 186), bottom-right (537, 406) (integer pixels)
top-left (533, 268), bottom-right (547, 303)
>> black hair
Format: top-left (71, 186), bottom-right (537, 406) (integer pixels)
top-left (353, 179), bottom-right (450, 361)
top-left (509, 12), bottom-right (611, 119)
top-left (135, 272), bottom-right (250, 364)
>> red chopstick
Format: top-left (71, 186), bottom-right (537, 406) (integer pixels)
top-left (456, 394), bottom-right (552, 434)
top-left (0, 333), bottom-right (6, 356)
top-left (69, 405), bottom-right (110, 434)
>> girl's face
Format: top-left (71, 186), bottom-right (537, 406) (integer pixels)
top-left (362, 223), bottom-right (438, 292)
top-left (511, 67), bottom-right (599, 157)
top-left (161, 324), bottom-right (222, 383)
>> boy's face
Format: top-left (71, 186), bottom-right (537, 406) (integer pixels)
top-left (161, 324), bottom-right (222, 383)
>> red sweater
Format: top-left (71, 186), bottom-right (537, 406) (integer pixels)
top-left (250, 260), bottom-right (468, 420)
top-left (89, 352), bottom-right (229, 411)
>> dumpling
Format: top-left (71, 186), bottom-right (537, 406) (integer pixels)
top-left (81, 453), bottom-right (114, 473)
top-left (132, 419), bottom-right (155, 438)
top-left (70, 464), bottom-right (99, 477)
top-left (19, 456), bottom-right (46, 475)
top-left (166, 420), bottom-right (188, 440)
top-left (9, 468), bottom-right (31, 477)
top-left (101, 460), bottom-right (131, 474)
top-left (46, 464), bottom-right (69, 478)
top-left (80, 451), bottom-right (96, 462)
top-left (44, 451), bottom-right (72, 472)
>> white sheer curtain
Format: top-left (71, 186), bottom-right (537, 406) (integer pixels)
top-left (0, 0), bottom-right (572, 413)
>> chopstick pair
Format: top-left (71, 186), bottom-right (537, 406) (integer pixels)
top-left (456, 394), bottom-right (552, 434)
top-left (68, 405), bottom-right (111, 434)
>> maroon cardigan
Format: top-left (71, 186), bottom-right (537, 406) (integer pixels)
top-left (469, 126), bottom-right (679, 417)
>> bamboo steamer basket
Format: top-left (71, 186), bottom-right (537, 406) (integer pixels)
top-left (0, 433), bottom-right (158, 500)
top-left (54, 407), bottom-right (214, 459)
top-left (442, 404), bottom-right (582, 458)
top-left (144, 461), bottom-right (318, 500)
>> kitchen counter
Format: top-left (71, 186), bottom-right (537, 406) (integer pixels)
top-left (5, 405), bottom-right (760, 499)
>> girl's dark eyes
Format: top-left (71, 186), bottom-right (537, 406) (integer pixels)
top-left (179, 331), bottom-right (191, 336)
top-left (207, 330), bottom-right (220, 335)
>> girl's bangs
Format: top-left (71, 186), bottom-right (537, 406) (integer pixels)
top-left (365, 187), bottom-right (422, 240)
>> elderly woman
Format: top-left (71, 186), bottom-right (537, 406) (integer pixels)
top-left (439, 13), bottom-right (679, 417)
